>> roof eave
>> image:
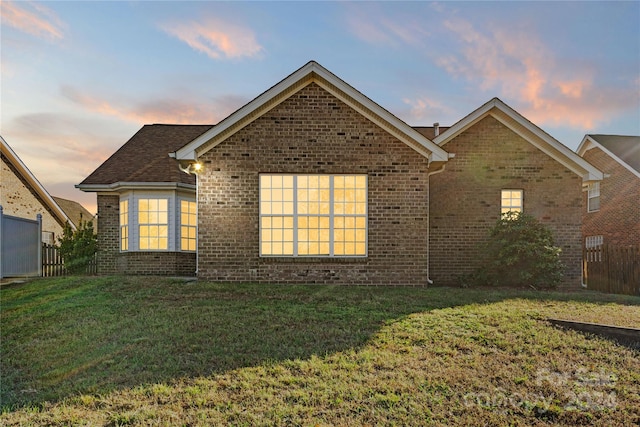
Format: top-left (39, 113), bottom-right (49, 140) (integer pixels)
top-left (576, 134), bottom-right (640, 179)
top-left (1, 135), bottom-right (76, 229)
top-left (76, 182), bottom-right (196, 193)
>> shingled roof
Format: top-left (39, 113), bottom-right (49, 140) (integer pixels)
top-left (53, 196), bottom-right (96, 228)
top-left (586, 134), bottom-right (640, 174)
top-left (79, 124), bottom-right (213, 188)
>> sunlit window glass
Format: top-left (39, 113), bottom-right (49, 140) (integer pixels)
top-left (119, 199), bottom-right (128, 251)
top-left (501, 189), bottom-right (523, 216)
top-left (260, 175), bottom-right (367, 257)
top-left (138, 198), bottom-right (168, 250)
top-left (180, 200), bottom-right (197, 251)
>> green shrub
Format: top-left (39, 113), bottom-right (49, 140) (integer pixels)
top-left (57, 219), bottom-right (97, 275)
top-left (476, 212), bottom-right (564, 288)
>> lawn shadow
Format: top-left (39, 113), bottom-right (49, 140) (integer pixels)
top-left (2, 276), bottom-right (639, 410)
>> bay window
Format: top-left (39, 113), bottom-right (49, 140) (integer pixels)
top-left (120, 199), bottom-right (129, 251)
top-left (180, 200), bottom-right (197, 251)
top-left (138, 198), bottom-right (168, 250)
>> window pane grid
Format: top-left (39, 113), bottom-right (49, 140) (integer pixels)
top-left (119, 200), bottom-right (128, 251)
top-left (260, 175), bottom-right (367, 257)
top-left (261, 215), bottom-right (294, 255)
top-left (501, 189), bottom-right (523, 215)
top-left (138, 198), bottom-right (168, 250)
top-left (588, 182), bottom-right (600, 212)
top-left (181, 200), bottom-right (197, 251)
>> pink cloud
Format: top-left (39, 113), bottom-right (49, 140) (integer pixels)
top-left (402, 96), bottom-right (455, 124)
top-left (557, 80), bottom-right (586, 99)
top-left (9, 113), bottom-right (124, 178)
top-left (60, 85), bottom-right (245, 125)
top-left (438, 17), bottom-right (638, 130)
top-left (161, 17), bottom-right (262, 60)
top-left (5, 120), bottom-right (105, 214)
top-left (0, 1), bottom-right (65, 40)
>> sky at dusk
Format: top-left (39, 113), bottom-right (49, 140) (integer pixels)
top-left (2, 1), bottom-right (639, 214)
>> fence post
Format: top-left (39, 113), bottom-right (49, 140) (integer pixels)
top-left (0, 205), bottom-right (3, 279)
top-left (37, 214), bottom-right (43, 277)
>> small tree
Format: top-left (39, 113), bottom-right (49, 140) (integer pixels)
top-left (478, 211), bottom-right (564, 288)
top-left (57, 219), bottom-right (97, 275)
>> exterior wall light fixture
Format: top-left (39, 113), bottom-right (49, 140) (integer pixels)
top-left (178, 161), bottom-right (203, 175)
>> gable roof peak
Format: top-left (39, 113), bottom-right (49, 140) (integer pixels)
top-left (578, 134), bottom-right (640, 177)
top-left (173, 61), bottom-right (449, 164)
top-left (433, 97), bottom-right (603, 183)
top-left (1, 135), bottom-right (75, 229)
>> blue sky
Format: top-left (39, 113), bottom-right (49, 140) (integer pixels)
top-left (2, 1), bottom-right (639, 213)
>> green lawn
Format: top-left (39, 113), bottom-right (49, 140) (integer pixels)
top-left (1, 276), bottom-right (639, 426)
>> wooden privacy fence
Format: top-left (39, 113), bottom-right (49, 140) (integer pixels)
top-left (583, 245), bottom-right (640, 296)
top-left (42, 243), bottom-right (66, 277)
top-left (41, 243), bottom-right (97, 277)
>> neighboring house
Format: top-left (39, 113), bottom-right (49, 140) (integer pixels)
top-left (1, 135), bottom-right (73, 244)
top-left (79, 61), bottom-right (603, 287)
top-left (53, 196), bottom-right (96, 231)
top-left (577, 135), bottom-right (640, 248)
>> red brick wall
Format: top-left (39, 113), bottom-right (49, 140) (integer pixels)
top-left (196, 83), bottom-right (430, 285)
top-left (96, 194), bottom-right (196, 276)
top-left (97, 195), bottom-right (119, 274)
top-left (116, 251), bottom-right (196, 276)
top-left (429, 116), bottom-right (584, 288)
top-left (582, 147), bottom-right (640, 246)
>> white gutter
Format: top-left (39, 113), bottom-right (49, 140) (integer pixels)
top-left (426, 162), bottom-right (450, 285)
top-left (76, 182), bottom-right (196, 192)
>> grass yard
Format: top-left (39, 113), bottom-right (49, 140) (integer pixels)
top-left (1, 276), bottom-right (639, 426)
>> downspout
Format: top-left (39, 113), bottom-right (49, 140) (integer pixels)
top-left (195, 161), bottom-right (199, 277)
top-left (426, 163), bottom-right (447, 285)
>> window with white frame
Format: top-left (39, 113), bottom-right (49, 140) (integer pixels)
top-left (180, 200), bottom-right (197, 251)
top-left (501, 189), bottom-right (523, 215)
top-left (260, 174), bottom-right (367, 257)
top-left (587, 182), bottom-right (600, 212)
top-left (119, 199), bottom-right (129, 251)
top-left (138, 198), bottom-right (168, 250)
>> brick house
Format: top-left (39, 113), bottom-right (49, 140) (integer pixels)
top-left (577, 135), bottom-right (640, 248)
top-left (1, 135), bottom-right (73, 244)
top-left (78, 125), bottom-right (213, 276)
top-left (79, 61), bottom-right (603, 287)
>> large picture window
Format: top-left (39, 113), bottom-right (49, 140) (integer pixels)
top-left (138, 198), bottom-right (168, 250)
top-left (260, 174), bottom-right (367, 257)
